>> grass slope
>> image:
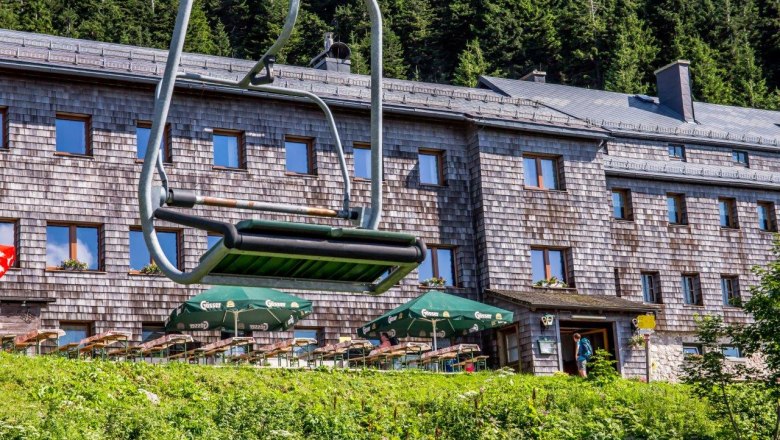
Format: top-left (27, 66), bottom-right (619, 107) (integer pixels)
top-left (0, 353), bottom-right (727, 439)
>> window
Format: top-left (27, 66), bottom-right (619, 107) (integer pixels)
top-left (46, 224), bottom-right (100, 270)
top-left (285, 137), bottom-right (314, 174)
top-left (758, 202), bottom-right (776, 231)
top-left (0, 220), bottom-right (17, 267)
top-left (719, 198), bottom-right (738, 228)
top-left (722, 346), bottom-right (742, 358)
top-left (523, 156), bottom-right (560, 190)
top-left (207, 233), bottom-right (222, 251)
top-left (136, 121), bottom-right (171, 163)
top-left (55, 114), bottom-right (90, 155)
top-left (683, 344), bottom-right (702, 357)
top-left (732, 150), bottom-right (749, 167)
top-left (667, 194), bottom-right (687, 225)
top-left (681, 274), bottom-right (703, 306)
top-left (0, 107), bottom-right (7, 149)
top-left (294, 328), bottom-right (321, 355)
top-left (418, 246), bottom-right (456, 286)
top-left (668, 144), bottom-right (685, 161)
top-left (213, 130), bottom-right (244, 168)
top-left (612, 189), bottom-right (632, 220)
top-left (354, 143), bottom-right (372, 179)
top-left (129, 228), bottom-right (179, 272)
top-left (502, 328), bottom-right (519, 364)
top-left (531, 248), bottom-right (567, 284)
top-left (141, 324), bottom-right (165, 343)
top-left (419, 149), bottom-right (444, 185)
top-left (641, 272), bottom-right (662, 304)
top-left (59, 323), bottom-right (91, 346)
top-left (721, 276), bottom-right (740, 307)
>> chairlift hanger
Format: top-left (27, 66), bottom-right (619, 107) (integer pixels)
top-left (139, 0), bottom-right (426, 294)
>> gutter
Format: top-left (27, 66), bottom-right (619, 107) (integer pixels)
top-left (605, 167), bottom-right (780, 190)
top-left (0, 59), bottom-right (609, 141)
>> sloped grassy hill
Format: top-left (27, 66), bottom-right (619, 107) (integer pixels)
top-left (0, 353), bottom-right (726, 439)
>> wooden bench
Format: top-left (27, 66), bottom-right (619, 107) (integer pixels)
top-left (420, 344), bottom-right (481, 371)
top-left (140, 334), bottom-right (194, 360)
top-left (257, 338), bottom-right (317, 367)
top-left (307, 339), bottom-right (373, 368)
top-left (78, 331), bottom-right (132, 359)
top-left (362, 342), bottom-right (431, 370)
top-left (13, 329), bottom-right (65, 355)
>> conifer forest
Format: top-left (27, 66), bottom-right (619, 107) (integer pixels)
top-left (1, 0), bottom-right (778, 109)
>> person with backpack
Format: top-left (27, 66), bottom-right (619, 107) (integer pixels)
top-left (573, 333), bottom-right (593, 378)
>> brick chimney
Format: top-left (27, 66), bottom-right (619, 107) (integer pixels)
top-left (654, 60), bottom-right (696, 122)
top-left (520, 69), bottom-right (546, 83)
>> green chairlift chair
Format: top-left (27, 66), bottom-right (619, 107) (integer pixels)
top-left (139, 0), bottom-right (425, 294)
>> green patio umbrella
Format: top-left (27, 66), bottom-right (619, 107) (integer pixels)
top-left (165, 286), bottom-right (313, 336)
top-left (357, 290), bottom-right (514, 351)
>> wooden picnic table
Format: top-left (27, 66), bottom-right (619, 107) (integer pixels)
top-left (170, 337), bottom-right (254, 364)
top-left (140, 334), bottom-right (193, 357)
top-left (420, 344), bottom-right (481, 371)
top-left (78, 331), bottom-right (132, 359)
top-left (257, 338), bottom-right (317, 367)
top-left (363, 342), bottom-right (432, 369)
top-left (1, 334), bottom-right (16, 351)
top-left (307, 339), bottom-right (373, 367)
top-left (13, 328), bottom-right (65, 354)
top-left (57, 342), bottom-right (80, 358)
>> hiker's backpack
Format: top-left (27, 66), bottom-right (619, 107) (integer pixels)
top-left (580, 338), bottom-right (593, 360)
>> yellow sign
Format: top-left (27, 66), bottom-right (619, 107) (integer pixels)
top-left (637, 315), bottom-right (656, 330)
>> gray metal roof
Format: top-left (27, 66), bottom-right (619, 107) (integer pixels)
top-left (487, 289), bottom-right (658, 312)
top-left (480, 76), bottom-right (780, 149)
top-left (0, 29), bottom-right (605, 136)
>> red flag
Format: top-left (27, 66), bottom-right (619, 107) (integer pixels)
top-left (0, 245), bottom-right (15, 279)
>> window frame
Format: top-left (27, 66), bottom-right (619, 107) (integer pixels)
top-left (641, 271), bottom-right (662, 304)
top-left (353, 142), bottom-right (373, 180)
top-left (681, 273), bottom-right (703, 306)
top-left (58, 321), bottom-right (93, 346)
top-left (682, 343), bottom-right (702, 357)
top-left (0, 218), bottom-right (19, 268)
top-left (720, 275), bottom-right (740, 307)
top-left (499, 324), bottom-right (520, 366)
top-left (0, 107), bottom-right (8, 150)
top-left (419, 245), bottom-right (458, 287)
top-left (419, 148), bottom-right (445, 186)
top-left (293, 327), bottom-right (323, 355)
top-left (531, 247), bottom-right (569, 285)
top-left (46, 223), bottom-right (103, 271)
top-left (136, 120), bottom-right (172, 163)
top-left (721, 345), bottom-right (743, 359)
top-left (667, 193), bottom-right (688, 225)
top-left (732, 150), bottom-right (749, 167)
top-left (718, 197), bottom-right (739, 229)
top-left (611, 188), bottom-right (633, 220)
top-left (757, 202), bottom-right (777, 232)
top-left (523, 155), bottom-right (562, 190)
top-left (212, 128), bottom-right (246, 170)
top-left (668, 144), bottom-right (686, 161)
top-left (54, 113), bottom-right (92, 156)
top-left (129, 227), bottom-right (181, 273)
top-left (284, 136), bottom-right (316, 175)
top-left (141, 323), bottom-right (166, 343)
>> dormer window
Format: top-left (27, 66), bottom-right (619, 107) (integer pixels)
top-left (668, 144), bottom-right (685, 161)
top-left (732, 150), bottom-right (749, 167)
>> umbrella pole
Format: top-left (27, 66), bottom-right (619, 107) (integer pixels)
top-left (432, 320), bottom-right (438, 372)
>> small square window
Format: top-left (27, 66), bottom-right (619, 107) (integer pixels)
top-left (129, 228), bottom-right (179, 272)
top-left (0, 107), bottom-right (7, 149)
top-left (419, 149), bottom-right (444, 185)
top-left (757, 202), bottom-right (776, 231)
top-left (641, 272), bottom-right (662, 303)
top-left (668, 144), bottom-right (685, 161)
top-left (46, 224), bottom-right (101, 271)
top-left (213, 130), bottom-right (244, 169)
top-left (732, 150), bottom-right (749, 167)
top-left (612, 189), bottom-right (632, 220)
top-left (418, 245), bottom-right (457, 286)
top-left (718, 198), bottom-right (738, 228)
top-left (531, 248), bottom-right (568, 285)
top-left (285, 137), bottom-right (315, 174)
top-left (0, 220), bottom-right (18, 267)
top-left (55, 114), bottom-right (90, 155)
top-left (667, 194), bottom-right (687, 225)
top-left (682, 344), bottom-right (702, 357)
top-left (721, 275), bottom-right (740, 307)
top-left (721, 346), bottom-right (742, 358)
top-left (136, 121), bottom-right (172, 163)
top-left (59, 322), bottom-right (92, 346)
top-left (681, 273), bottom-right (703, 306)
top-left (354, 143), bottom-right (372, 179)
top-left (524, 156), bottom-right (561, 190)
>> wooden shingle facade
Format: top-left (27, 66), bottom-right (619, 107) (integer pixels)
top-left (1, 30), bottom-right (779, 380)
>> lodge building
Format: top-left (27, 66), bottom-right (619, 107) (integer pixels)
top-left (1, 29), bottom-right (778, 380)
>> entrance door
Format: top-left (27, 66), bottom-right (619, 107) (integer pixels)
top-left (558, 320), bottom-right (617, 375)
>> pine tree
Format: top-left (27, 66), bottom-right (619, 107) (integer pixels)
top-left (682, 36), bottom-right (734, 105)
top-left (452, 39), bottom-right (489, 87)
top-left (604, 10), bottom-right (659, 94)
